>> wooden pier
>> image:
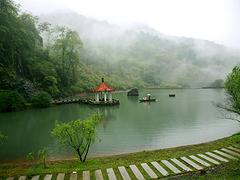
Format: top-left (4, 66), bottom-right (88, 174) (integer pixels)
top-left (52, 98), bottom-right (119, 106)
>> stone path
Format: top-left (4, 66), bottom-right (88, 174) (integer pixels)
top-left (6, 146), bottom-right (240, 180)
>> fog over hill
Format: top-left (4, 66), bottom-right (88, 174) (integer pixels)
top-left (40, 11), bottom-right (240, 88)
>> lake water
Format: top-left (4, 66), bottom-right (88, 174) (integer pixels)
top-left (0, 89), bottom-right (239, 161)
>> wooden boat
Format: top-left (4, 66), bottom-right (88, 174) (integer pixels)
top-left (139, 94), bottom-right (156, 102)
top-left (169, 94), bottom-right (175, 97)
top-left (139, 98), bottom-right (156, 102)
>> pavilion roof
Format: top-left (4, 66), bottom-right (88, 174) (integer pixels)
top-left (94, 78), bottom-right (113, 92)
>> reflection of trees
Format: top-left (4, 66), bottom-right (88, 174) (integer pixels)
top-left (89, 106), bottom-right (119, 130)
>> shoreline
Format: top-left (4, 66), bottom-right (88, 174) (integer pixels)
top-left (0, 132), bottom-right (239, 174)
top-left (0, 132), bottom-right (240, 167)
top-left (1, 132), bottom-right (237, 164)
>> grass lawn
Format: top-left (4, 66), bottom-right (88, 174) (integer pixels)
top-left (0, 132), bottom-right (240, 179)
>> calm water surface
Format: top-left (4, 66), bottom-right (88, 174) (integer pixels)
top-left (0, 89), bottom-right (239, 161)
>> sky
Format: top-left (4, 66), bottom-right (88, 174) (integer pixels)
top-left (15, 0), bottom-right (240, 48)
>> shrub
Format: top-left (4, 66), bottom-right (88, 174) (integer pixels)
top-left (31, 91), bottom-right (52, 108)
top-left (0, 90), bottom-right (26, 112)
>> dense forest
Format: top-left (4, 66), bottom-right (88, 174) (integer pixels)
top-left (0, 0), bottom-right (240, 112)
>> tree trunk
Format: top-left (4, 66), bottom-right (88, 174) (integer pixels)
top-left (83, 139), bottom-right (91, 162)
top-left (76, 148), bottom-right (83, 162)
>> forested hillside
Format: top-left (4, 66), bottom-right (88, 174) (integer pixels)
top-left (41, 11), bottom-right (240, 88)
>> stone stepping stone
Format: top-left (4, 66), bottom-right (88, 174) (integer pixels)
top-left (205, 152), bottom-right (228, 162)
top-left (213, 150), bottom-right (237, 160)
top-left (56, 173), bottom-right (65, 180)
top-left (70, 172), bottom-right (77, 180)
top-left (44, 174), bottom-right (52, 180)
top-left (95, 169), bottom-right (104, 180)
top-left (18, 176), bottom-right (26, 180)
top-left (228, 146), bottom-right (240, 153)
top-left (180, 157), bottom-right (203, 170)
top-left (189, 155), bottom-right (211, 167)
top-left (151, 161), bottom-right (169, 176)
top-left (31, 175), bottom-right (40, 180)
top-left (118, 166), bottom-right (131, 180)
top-left (197, 154), bottom-right (220, 165)
top-left (83, 171), bottom-right (90, 180)
top-left (221, 148), bottom-right (240, 157)
top-left (7, 177), bottom-right (14, 180)
top-left (141, 163), bottom-right (158, 179)
top-left (161, 160), bottom-right (181, 174)
top-left (171, 158), bottom-right (192, 172)
top-left (129, 165), bottom-right (145, 179)
top-left (107, 168), bottom-right (117, 180)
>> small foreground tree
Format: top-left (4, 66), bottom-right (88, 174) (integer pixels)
top-left (51, 113), bottom-right (102, 162)
top-left (216, 66), bottom-right (240, 122)
top-left (0, 131), bottom-right (7, 145)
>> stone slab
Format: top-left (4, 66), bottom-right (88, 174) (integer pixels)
top-left (83, 171), bottom-right (90, 180)
top-left (189, 155), bottom-right (211, 167)
top-left (129, 165), bottom-right (145, 180)
top-left (197, 154), bottom-right (220, 165)
top-left (107, 168), bottom-right (117, 180)
top-left (31, 175), bottom-right (40, 180)
top-left (205, 152), bottom-right (228, 162)
top-left (171, 158), bottom-right (192, 172)
top-left (95, 170), bottom-right (104, 180)
top-left (56, 173), bottom-right (65, 180)
top-left (18, 176), bottom-right (26, 180)
top-left (70, 172), bottom-right (77, 180)
top-left (118, 166), bottom-right (131, 180)
top-left (180, 157), bottom-right (203, 170)
top-left (44, 174), bottom-right (52, 180)
top-left (228, 146), bottom-right (240, 153)
top-left (161, 160), bottom-right (181, 174)
top-left (151, 161), bottom-right (169, 176)
top-left (141, 163), bottom-right (158, 178)
top-left (213, 150), bottom-right (237, 160)
top-left (221, 148), bottom-right (240, 157)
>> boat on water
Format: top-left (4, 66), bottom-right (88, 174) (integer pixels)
top-left (139, 94), bottom-right (156, 102)
top-left (169, 94), bottom-right (175, 97)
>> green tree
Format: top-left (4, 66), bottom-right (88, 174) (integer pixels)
top-left (52, 27), bottom-right (83, 88)
top-left (217, 66), bottom-right (240, 123)
top-left (51, 113), bottom-right (102, 162)
top-left (225, 66), bottom-right (240, 114)
top-left (31, 91), bottom-right (52, 108)
top-left (0, 90), bottom-right (26, 112)
top-left (0, 132), bottom-right (7, 145)
top-left (38, 148), bottom-right (48, 168)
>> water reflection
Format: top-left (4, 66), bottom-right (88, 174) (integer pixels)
top-left (0, 89), bottom-right (239, 161)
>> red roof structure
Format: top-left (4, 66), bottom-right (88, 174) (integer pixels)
top-left (94, 78), bottom-right (113, 92)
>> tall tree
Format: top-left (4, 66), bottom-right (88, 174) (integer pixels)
top-left (52, 27), bottom-right (83, 88)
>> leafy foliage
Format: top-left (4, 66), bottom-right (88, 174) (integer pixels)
top-left (225, 66), bottom-right (240, 112)
top-left (0, 90), bottom-right (26, 112)
top-left (26, 152), bottom-right (35, 161)
top-left (31, 91), bottom-right (52, 108)
top-left (26, 148), bottom-right (48, 168)
top-left (51, 113), bottom-right (102, 162)
top-left (38, 148), bottom-right (48, 168)
top-left (0, 131), bottom-right (7, 145)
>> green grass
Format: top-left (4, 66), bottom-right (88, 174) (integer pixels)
top-left (0, 133), bottom-right (240, 179)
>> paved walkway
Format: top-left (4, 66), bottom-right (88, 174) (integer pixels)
top-left (6, 146), bottom-right (240, 180)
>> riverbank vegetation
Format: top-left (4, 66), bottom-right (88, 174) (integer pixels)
top-left (0, 132), bottom-right (239, 178)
